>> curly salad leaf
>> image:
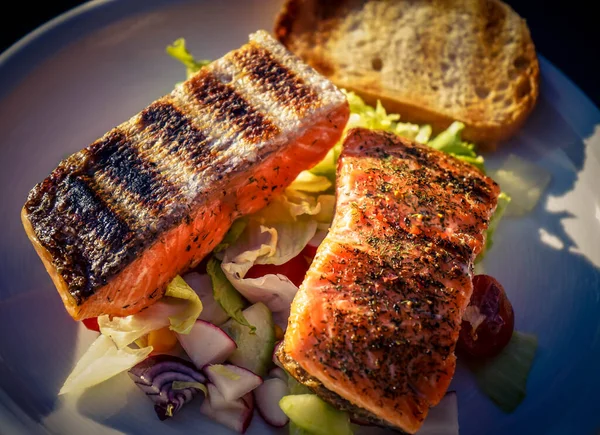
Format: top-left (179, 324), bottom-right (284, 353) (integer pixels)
top-left (98, 275), bottom-right (203, 349)
top-left (218, 190), bottom-right (329, 328)
top-left (311, 90), bottom-right (485, 177)
top-left (166, 38), bottom-right (210, 79)
top-left (164, 275), bottom-right (204, 334)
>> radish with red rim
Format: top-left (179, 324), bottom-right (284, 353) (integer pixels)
top-left (200, 383), bottom-right (254, 433)
top-left (268, 367), bottom-right (287, 382)
top-left (272, 340), bottom-right (283, 369)
top-left (204, 364), bottom-right (263, 401)
top-left (176, 320), bottom-right (236, 369)
top-left (254, 377), bottom-right (290, 427)
top-left (182, 272), bottom-right (229, 325)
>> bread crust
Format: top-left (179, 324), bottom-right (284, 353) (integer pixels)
top-left (275, 0), bottom-right (540, 146)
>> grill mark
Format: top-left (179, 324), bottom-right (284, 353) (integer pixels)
top-left (230, 43), bottom-right (318, 116)
top-left (185, 70), bottom-right (279, 143)
top-left (89, 130), bottom-right (180, 214)
top-left (39, 174), bottom-right (134, 303)
top-left (138, 101), bottom-right (213, 168)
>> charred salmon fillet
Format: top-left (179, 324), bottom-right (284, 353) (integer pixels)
top-left (22, 30), bottom-right (349, 320)
top-left (278, 128), bottom-right (500, 433)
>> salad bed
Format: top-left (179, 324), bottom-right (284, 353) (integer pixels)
top-left (58, 40), bottom-right (545, 434)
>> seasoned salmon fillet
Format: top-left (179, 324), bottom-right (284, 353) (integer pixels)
top-left (21, 30), bottom-right (349, 320)
top-left (278, 128), bottom-right (500, 433)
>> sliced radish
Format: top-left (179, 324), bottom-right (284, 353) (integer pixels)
top-left (183, 272), bottom-right (230, 325)
top-left (272, 341), bottom-right (283, 369)
top-left (268, 367), bottom-right (287, 382)
top-left (177, 320), bottom-right (236, 369)
top-left (254, 377), bottom-right (290, 427)
top-left (204, 364), bottom-right (263, 402)
top-left (417, 392), bottom-right (459, 435)
top-left (200, 383), bottom-right (254, 434)
top-left (241, 391), bottom-right (254, 409)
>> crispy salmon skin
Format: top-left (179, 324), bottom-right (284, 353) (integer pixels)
top-left (279, 128), bottom-right (500, 433)
top-left (22, 31), bottom-right (349, 320)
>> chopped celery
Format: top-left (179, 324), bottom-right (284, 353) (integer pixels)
top-left (468, 331), bottom-right (538, 412)
top-left (280, 394), bottom-right (353, 435)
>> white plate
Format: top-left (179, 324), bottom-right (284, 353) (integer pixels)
top-left (1, 1), bottom-right (599, 434)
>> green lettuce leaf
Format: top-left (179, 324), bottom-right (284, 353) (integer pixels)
top-left (288, 171), bottom-right (332, 193)
top-left (428, 122), bottom-right (485, 172)
top-left (206, 257), bottom-right (255, 333)
top-left (309, 92), bottom-right (486, 180)
top-left (213, 218), bottom-right (248, 253)
top-left (166, 38), bottom-right (211, 79)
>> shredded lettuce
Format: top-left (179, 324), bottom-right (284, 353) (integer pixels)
top-left (166, 38), bottom-right (210, 79)
top-left (206, 257), bottom-right (255, 333)
top-left (468, 332), bottom-right (538, 412)
top-left (428, 122), bottom-right (485, 172)
top-left (98, 275), bottom-right (202, 348)
top-left (99, 300), bottom-right (188, 349)
top-left (288, 171), bottom-right (332, 193)
top-left (310, 91), bottom-right (485, 180)
top-left (219, 218), bottom-right (312, 324)
top-left (213, 218), bottom-right (248, 253)
top-left (59, 335), bottom-right (152, 395)
top-left (164, 275), bottom-right (203, 334)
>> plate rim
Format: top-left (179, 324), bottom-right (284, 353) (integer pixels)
top-left (1, 0), bottom-right (599, 122)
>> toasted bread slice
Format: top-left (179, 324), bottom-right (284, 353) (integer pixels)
top-left (275, 0), bottom-right (540, 146)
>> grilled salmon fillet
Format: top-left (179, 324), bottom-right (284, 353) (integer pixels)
top-left (278, 128), bottom-right (500, 433)
top-left (21, 30), bottom-right (349, 320)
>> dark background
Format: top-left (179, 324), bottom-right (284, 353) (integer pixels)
top-left (1, 0), bottom-right (599, 107)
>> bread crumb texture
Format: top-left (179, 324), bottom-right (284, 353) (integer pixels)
top-left (276, 0), bottom-right (540, 145)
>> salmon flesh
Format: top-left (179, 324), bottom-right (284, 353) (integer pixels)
top-left (21, 30), bottom-right (349, 320)
top-left (278, 128), bottom-right (500, 433)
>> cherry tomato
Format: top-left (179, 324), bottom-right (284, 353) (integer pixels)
top-left (301, 244), bottom-right (318, 261)
top-left (148, 327), bottom-right (178, 353)
top-left (245, 254), bottom-right (310, 287)
top-left (82, 317), bottom-right (100, 332)
top-left (458, 274), bottom-right (514, 359)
